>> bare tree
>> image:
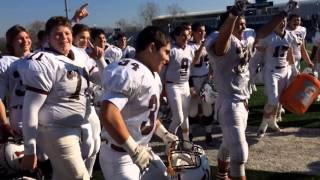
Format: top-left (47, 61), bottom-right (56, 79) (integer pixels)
top-left (26, 21), bottom-right (46, 49)
top-left (139, 2), bottom-right (160, 26)
top-left (166, 3), bottom-right (186, 27)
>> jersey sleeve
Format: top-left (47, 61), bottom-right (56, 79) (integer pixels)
top-left (0, 59), bottom-right (9, 100)
top-left (101, 61), bottom-right (140, 109)
top-left (18, 53), bottom-right (55, 94)
top-left (205, 31), bottom-right (219, 57)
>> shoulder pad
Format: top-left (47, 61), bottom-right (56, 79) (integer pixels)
top-left (103, 59), bottom-right (143, 97)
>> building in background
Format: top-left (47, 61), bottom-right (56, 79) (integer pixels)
top-left (152, 0), bottom-right (319, 41)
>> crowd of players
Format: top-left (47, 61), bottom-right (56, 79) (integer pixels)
top-left (0, 0), bottom-right (320, 180)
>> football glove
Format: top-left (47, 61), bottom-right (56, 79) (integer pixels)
top-left (230, 0), bottom-right (249, 16)
top-left (122, 136), bottom-right (153, 172)
top-left (284, 0), bottom-right (299, 14)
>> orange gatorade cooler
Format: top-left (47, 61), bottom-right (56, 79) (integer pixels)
top-left (280, 73), bottom-right (320, 115)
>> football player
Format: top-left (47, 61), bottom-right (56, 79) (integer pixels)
top-left (19, 16), bottom-right (105, 179)
top-left (188, 22), bottom-right (214, 146)
top-left (90, 28), bottom-right (123, 64)
top-left (114, 32), bottom-right (136, 59)
top-left (164, 25), bottom-right (199, 142)
top-left (287, 14), bottom-right (314, 70)
top-left (99, 26), bottom-right (178, 180)
top-left (72, 23), bottom-right (105, 178)
top-left (0, 25), bottom-right (32, 142)
top-left (256, 17), bottom-right (300, 138)
top-left (205, 0), bottom-right (297, 179)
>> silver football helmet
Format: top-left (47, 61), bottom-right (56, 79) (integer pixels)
top-left (167, 140), bottom-right (211, 180)
top-left (0, 140), bottom-right (24, 174)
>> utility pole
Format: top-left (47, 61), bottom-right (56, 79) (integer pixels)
top-left (64, 0), bottom-right (69, 19)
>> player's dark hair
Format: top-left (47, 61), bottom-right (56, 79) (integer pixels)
top-left (181, 21), bottom-right (192, 29)
top-left (288, 14), bottom-right (300, 21)
top-left (72, 24), bottom-right (91, 37)
top-left (5, 25), bottom-right (29, 56)
top-left (135, 26), bottom-right (170, 54)
top-left (45, 16), bottom-right (72, 35)
top-left (192, 22), bottom-right (204, 32)
top-left (90, 28), bottom-right (105, 41)
top-left (172, 25), bottom-right (187, 40)
top-left (114, 32), bottom-right (126, 41)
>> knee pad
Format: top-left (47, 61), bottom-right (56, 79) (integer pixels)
top-left (202, 115), bottom-right (213, 126)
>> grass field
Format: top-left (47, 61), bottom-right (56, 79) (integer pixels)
top-left (248, 85), bottom-right (320, 129)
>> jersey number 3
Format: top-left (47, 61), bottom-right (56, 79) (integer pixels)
top-left (140, 95), bottom-right (158, 135)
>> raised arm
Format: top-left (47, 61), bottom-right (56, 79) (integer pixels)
top-left (256, 0), bottom-right (299, 41)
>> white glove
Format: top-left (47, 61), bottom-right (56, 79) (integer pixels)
top-left (121, 136), bottom-right (152, 171)
top-left (155, 124), bottom-right (178, 145)
top-left (284, 0), bottom-right (299, 13)
top-left (162, 132), bottom-right (179, 145)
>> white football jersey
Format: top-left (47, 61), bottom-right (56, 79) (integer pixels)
top-left (104, 44), bottom-right (123, 64)
top-left (122, 45), bottom-right (136, 59)
top-left (189, 42), bottom-right (209, 77)
top-left (165, 44), bottom-right (194, 83)
top-left (0, 55), bottom-right (22, 107)
top-left (101, 58), bottom-right (162, 146)
top-left (258, 30), bottom-right (297, 69)
top-left (18, 46), bottom-right (91, 127)
top-left (206, 31), bottom-right (252, 100)
top-left (287, 26), bottom-right (306, 60)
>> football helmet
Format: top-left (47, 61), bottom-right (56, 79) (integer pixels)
top-left (200, 79), bottom-right (217, 104)
top-left (166, 140), bottom-right (211, 180)
top-left (0, 139), bottom-right (24, 174)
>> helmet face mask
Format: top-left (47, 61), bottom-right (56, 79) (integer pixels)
top-left (0, 140), bottom-right (24, 175)
top-left (167, 140), bottom-right (211, 180)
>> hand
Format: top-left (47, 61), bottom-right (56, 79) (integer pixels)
top-left (162, 132), bottom-right (178, 146)
top-left (21, 154), bottom-right (37, 171)
top-left (190, 87), bottom-right (198, 97)
top-left (72, 3), bottom-right (89, 23)
top-left (88, 40), bottom-right (105, 60)
top-left (0, 124), bottom-right (19, 143)
top-left (131, 145), bottom-right (153, 172)
top-left (284, 0), bottom-right (299, 13)
top-left (230, 0), bottom-right (249, 16)
top-left (308, 61), bottom-right (315, 69)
